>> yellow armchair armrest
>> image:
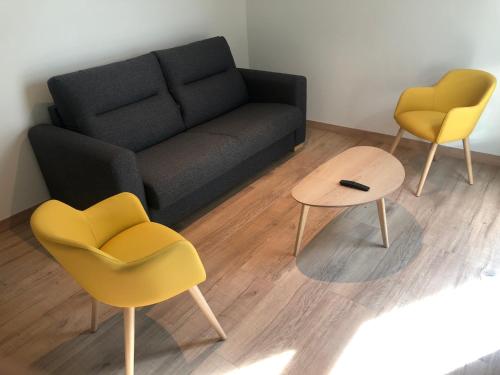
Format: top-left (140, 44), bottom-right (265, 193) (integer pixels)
top-left (437, 105), bottom-right (482, 144)
top-left (81, 239), bottom-right (206, 307)
top-left (84, 192), bottom-right (149, 246)
top-left (395, 87), bottom-right (435, 117)
top-left (50, 239), bottom-right (206, 307)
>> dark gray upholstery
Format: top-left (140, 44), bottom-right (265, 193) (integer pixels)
top-left (189, 103), bottom-right (302, 160)
top-left (137, 132), bottom-right (243, 209)
top-left (154, 37), bottom-right (248, 128)
top-left (48, 54), bottom-right (184, 152)
top-left (28, 125), bottom-right (146, 209)
top-left (138, 102), bottom-right (300, 211)
top-left (239, 68), bottom-right (307, 144)
top-left (30, 37), bottom-right (307, 226)
top-left (149, 134), bottom-right (296, 227)
top-left (48, 105), bottom-right (64, 128)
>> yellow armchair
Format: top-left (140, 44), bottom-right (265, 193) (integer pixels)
top-left (390, 69), bottom-right (496, 196)
top-left (30, 192), bottom-right (226, 375)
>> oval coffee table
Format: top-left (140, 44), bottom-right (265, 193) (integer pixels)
top-left (292, 146), bottom-right (405, 256)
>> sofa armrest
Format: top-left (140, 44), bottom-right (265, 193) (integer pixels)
top-left (29, 124), bottom-right (146, 210)
top-left (239, 68), bottom-right (307, 144)
top-left (239, 68), bottom-right (307, 114)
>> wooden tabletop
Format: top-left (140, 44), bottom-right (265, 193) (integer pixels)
top-left (292, 146), bottom-right (405, 207)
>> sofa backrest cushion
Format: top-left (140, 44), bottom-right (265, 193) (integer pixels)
top-left (48, 53), bottom-right (185, 152)
top-left (154, 37), bottom-right (248, 128)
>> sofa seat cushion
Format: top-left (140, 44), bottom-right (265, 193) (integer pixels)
top-left (137, 132), bottom-right (243, 209)
top-left (48, 53), bottom-right (185, 152)
top-left (154, 37), bottom-right (248, 128)
top-left (189, 103), bottom-right (302, 159)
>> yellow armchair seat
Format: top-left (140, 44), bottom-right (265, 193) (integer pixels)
top-left (395, 110), bottom-right (447, 142)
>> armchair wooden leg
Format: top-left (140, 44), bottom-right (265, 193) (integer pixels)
top-left (189, 286), bottom-right (227, 340)
top-left (124, 307), bottom-right (135, 375)
top-left (389, 128), bottom-right (405, 154)
top-left (91, 299), bottom-right (99, 333)
top-left (416, 143), bottom-right (438, 197)
top-left (463, 138), bottom-right (474, 185)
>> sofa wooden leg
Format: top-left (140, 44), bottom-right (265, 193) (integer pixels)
top-left (294, 143), bottom-right (305, 152)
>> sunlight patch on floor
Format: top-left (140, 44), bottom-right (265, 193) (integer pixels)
top-left (330, 278), bottom-right (500, 375)
top-left (224, 350), bottom-right (296, 375)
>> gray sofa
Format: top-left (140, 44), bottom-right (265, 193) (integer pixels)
top-left (29, 37), bottom-right (307, 226)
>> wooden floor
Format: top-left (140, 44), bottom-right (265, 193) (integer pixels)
top-left (2, 125), bottom-right (500, 375)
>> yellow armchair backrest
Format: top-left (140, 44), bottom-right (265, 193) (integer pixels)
top-left (435, 69), bottom-right (496, 113)
top-left (30, 193), bottom-right (149, 293)
top-left (30, 192), bottom-right (149, 256)
top-left (31, 198), bottom-right (126, 303)
top-left (32, 199), bottom-right (98, 249)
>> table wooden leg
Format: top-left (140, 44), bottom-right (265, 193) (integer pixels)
top-left (377, 198), bottom-right (389, 248)
top-left (294, 204), bottom-right (310, 256)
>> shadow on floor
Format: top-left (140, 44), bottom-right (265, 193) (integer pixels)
top-left (32, 308), bottom-right (220, 375)
top-left (297, 201), bottom-right (423, 283)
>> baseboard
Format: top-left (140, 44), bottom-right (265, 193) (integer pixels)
top-left (308, 120), bottom-right (500, 167)
top-left (0, 206), bottom-right (36, 232)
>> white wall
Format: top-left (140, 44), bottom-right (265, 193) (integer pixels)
top-left (0, 0), bottom-right (249, 220)
top-left (247, 0), bottom-right (500, 155)
top-left (4, 1), bottom-right (500, 221)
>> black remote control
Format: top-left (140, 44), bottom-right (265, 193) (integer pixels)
top-left (339, 180), bottom-right (370, 191)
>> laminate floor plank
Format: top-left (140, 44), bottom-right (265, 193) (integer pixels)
top-left (1, 125), bottom-right (499, 374)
